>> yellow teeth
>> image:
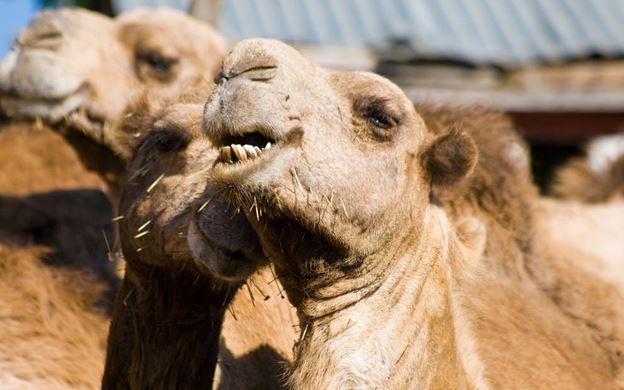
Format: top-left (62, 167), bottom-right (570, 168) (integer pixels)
top-left (218, 142), bottom-right (272, 164)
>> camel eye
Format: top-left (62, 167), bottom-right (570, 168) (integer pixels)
top-left (157, 133), bottom-right (188, 153)
top-left (136, 50), bottom-right (178, 74)
top-left (142, 130), bottom-right (189, 153)
top-left (367, 110), bottom-right (396, 129)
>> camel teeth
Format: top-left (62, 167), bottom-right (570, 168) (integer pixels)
top-left (220, 146), bottom-right (232, 162)
top-left (244, 144), bottom-right (257, 159)
top-left (232, 144), bottom-right (247, 162)
top-left (220, 141), bottom-right (274, 164)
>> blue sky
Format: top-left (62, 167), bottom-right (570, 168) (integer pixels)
top-left (0, 0), bottom-right (42, 57)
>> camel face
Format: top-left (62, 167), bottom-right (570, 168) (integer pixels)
top-left (0, 8), bottom-right (225, 156)
top-left (204, 39), bottom-right (476, 267)
top-left (118, 98), bottom-right (264, 281)
top-left (0, 9), bottom-right (120, 123)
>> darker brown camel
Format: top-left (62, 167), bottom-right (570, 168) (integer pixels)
top-left (102, 92), bottom-right (293, 389)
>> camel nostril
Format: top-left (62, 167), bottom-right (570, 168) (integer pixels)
top-left (239, 66), bottom-right (278, 81)
top-left (214, 71), bottom-right (227, 84)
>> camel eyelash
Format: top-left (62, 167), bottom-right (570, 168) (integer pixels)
top-left (353, 97), bottom-right (399, 129)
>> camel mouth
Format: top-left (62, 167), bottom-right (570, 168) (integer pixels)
top-left (215, 129), bottom-right (276, 165)
top-left (188, 218), bottom-right (263, 282)
top-left (0, 83), bottom-right (103, 129)
top-left (0, 86), bottom-right (109, 144)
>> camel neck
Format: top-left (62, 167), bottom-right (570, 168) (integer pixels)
top-left (102, 263), bottom-right (238, 390)
top-left (287, 208), bottom-right (472, 389)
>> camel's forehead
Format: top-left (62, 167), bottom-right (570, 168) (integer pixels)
top-left (117, 8), bottom-right (221, 42)
top-left (116, 8), bottom-right (225, 62)
top-left (331, 71), bottom-right (412, 104)
top-left (225, 39), bottom-right (409, 100)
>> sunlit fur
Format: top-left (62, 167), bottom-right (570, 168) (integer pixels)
top-left (204, 39), bottom-right (624, 389)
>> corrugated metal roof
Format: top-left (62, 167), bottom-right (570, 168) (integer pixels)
top-left (112, 0), bottom-right (190, 13)
top-left (216, 0), bottom-right (624, 66)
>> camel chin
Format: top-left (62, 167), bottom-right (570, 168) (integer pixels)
top-left (187, 218), bottom-right (264, 282)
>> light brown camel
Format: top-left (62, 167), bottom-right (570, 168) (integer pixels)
top-left (0, 7), bottom-right (227, 388)
top-left (0, 6), bottom-right (225, 200)
top-left (203, 38), bottom-right (624, 389)
top-left (0, 6), bottom-right (226, 276)
top-left (103, 93), bottom-right (296, 389)
top-left (1, 8), bottom-right (298, 389)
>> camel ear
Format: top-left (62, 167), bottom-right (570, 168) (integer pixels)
top-left (422, 129), bottom-right (477, 189)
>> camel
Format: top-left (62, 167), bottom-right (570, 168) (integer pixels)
top-left (0, 5), bottom-right (226, 279)
top-left (4, 9), bottom-right (620, 387)
top-left (0, 6), bottom-right (225, 200)
top-left (1, 8), bottom-right (298, 389)
top-left (202, 38), bottom-right (624, 389)
top-left (103, 94), bottom-right (297, 389)
top-left (0, 7), bottom-right (227, 388)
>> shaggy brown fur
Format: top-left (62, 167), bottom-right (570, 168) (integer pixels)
top-left (0, 188), bottom-right (117, 297)
top-left (204, 39), bottom-right (624, 389)
top-left (417, 104), bottom-right (537, 259)
top-left (420, 105), bottom-right (624, 384)
top-left (0, 122), bottom-right (117, 388)
top-left (0, 122), bottom-right (106, 195)
top-left (0, 244), bottom-right (109, 389)
top-left (0, 121), bottom-right (117, 286)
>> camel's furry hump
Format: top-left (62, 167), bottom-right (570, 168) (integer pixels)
top-left (0, 244), bottom-right (109, 389)
top-left (552, 133), bottom-right (624, 203)
top-left (416, 103), bottom-right (538, 257)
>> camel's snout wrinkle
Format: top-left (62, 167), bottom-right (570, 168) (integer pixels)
top-left (222, 38), bottom-right (282, 82)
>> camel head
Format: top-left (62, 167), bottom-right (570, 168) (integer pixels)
top-left (0, 7), bottom-right (225, 160)
top-left (118, 90), bottom-right (265, 283)
top-left (203, 39), bottom-right (477, 299)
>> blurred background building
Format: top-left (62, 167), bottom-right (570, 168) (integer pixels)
top-left (3, 0), bottom-right (624, 185)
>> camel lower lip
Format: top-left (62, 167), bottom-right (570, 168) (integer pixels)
top-left (0, 84), bottom-right (92, 123)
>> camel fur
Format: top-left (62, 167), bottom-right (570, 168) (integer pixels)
top-left (203, 38), bottom-right (624, 389)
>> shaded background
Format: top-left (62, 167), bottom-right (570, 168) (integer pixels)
top-left (4, 0), bottom-right (624, 189)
